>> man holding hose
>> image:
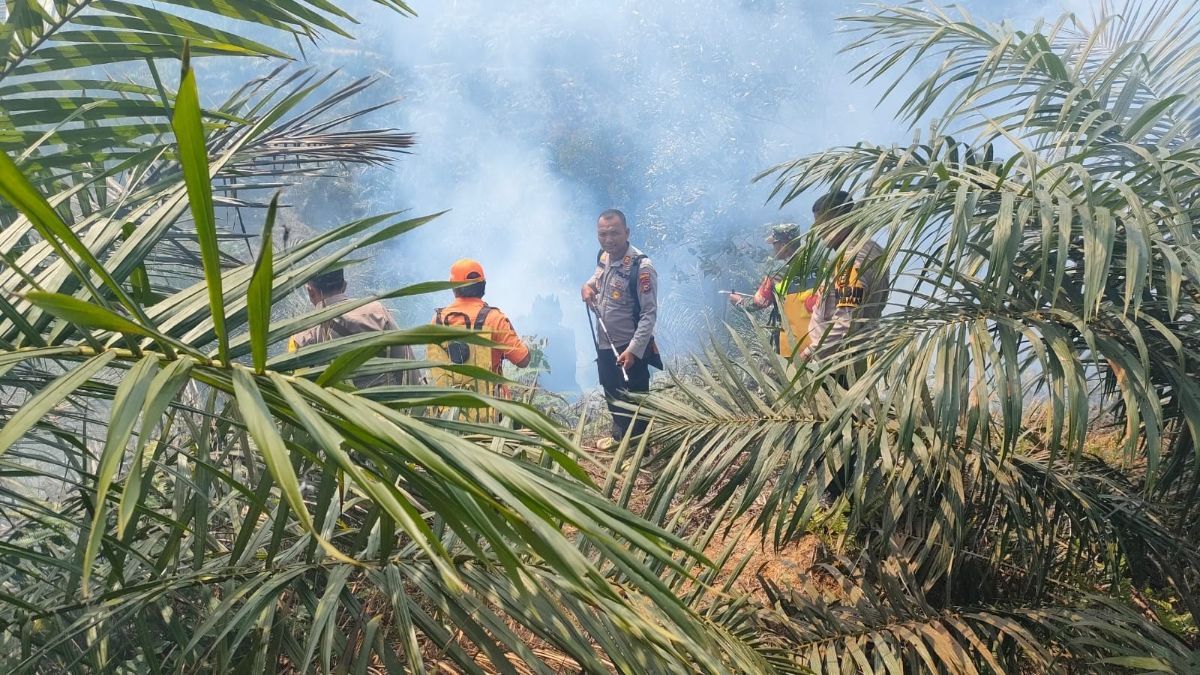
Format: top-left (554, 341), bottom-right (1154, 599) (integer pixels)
top-left (581, 209), bottom-right (662, 446)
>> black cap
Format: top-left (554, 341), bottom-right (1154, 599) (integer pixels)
top-left (309, 269), bottom-right (345, 292)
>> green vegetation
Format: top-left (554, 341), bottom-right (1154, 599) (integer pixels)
top-left (637, 1), bottom-right (1200, 670)
top-left (0, 0), bottom-right (1197, 673)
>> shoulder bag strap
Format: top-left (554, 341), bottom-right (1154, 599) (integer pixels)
top-left (628, 254), bottom-right (646, 322)
top-left (439, 311), bottom-right (473, 328)
top-left (473, 304), bottom-right (492, 331)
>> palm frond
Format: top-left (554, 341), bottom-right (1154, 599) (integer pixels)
top-left (0, 0), bottom-right (416, 206)
top-left (639, 6), bottom-right (1200, 658)
top-left (0, 54), bottom-right (765, 672)
top-left (761, 556), bottom-right (1193, 674)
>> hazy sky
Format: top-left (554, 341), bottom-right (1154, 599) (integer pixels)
top-left (285, 0), bottom-right (1082, 388)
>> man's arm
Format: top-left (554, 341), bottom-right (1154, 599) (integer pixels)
top-left (587, 260), bottom-right (604, 290)
top-left (287, 328), bottom-right (314, 353)
top-left (731, 274), bottom-right (779, 311)
top-left (627, 260), bottom-right (658, 359)
top-left (748, 275), bottom-right (775, 310)
top-left (800, 247), bottom-right (886, 361)
top-left (493, 314), bottom-right (532, 368)
top-left (803, 301), bottom-right (853, 361)
top-left (581, 256), bottom-right (605, 303)
top-left (379, 307), bottom-right (398, 330)
top-left (380, 306), bottom-right (426, 385)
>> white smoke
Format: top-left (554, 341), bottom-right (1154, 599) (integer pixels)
top-left (293, 0), bottom-right (1064, 388)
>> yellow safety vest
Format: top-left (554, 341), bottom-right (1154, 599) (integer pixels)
top-left (427, 305), bottom-right (499, 422)
top-left (774, 281), bottom-right (816, 357)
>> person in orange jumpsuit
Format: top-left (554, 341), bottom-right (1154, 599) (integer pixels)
top-left (432, 258), bottom-right (531, 375)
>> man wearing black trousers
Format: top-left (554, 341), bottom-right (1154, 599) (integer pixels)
top-left (581, 209), bottom-right (662, 446)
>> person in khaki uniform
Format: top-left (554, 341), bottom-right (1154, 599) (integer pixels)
top-left (799, 191), bottom-right (890, 507)
top-left (581, 209), bottom-right (662, 444)
top-left (287, 269), bottom-right (422, 388)
top-left (799, 191), bottom-right (890, 362)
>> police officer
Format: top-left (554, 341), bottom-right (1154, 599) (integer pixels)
top-left (581, 209), bottom-right (661, 444)
top-left (799, 191), bottom-right (890, 507)
top-left (288, 269), bottom-right (422, 388)
top-left (799, 191), bottom-right (890, 363)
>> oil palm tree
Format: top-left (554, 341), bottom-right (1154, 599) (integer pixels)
top-left (0, 2), bottom-right (776, 673)
top-left (0, 1), bottom-right (416, 167)
top-left (633, 1), bottom-right (1200, 671)
top-left (0, 49), bottom-right (781, 673)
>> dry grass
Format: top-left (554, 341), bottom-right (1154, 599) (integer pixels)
top-left (699, 514), bottom-right (827, 605)
top-left (314, 406), bottom-right (1147, 672)
top-left (577, 430), bottom-right (838, 607)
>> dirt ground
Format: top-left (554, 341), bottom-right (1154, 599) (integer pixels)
top-left (577, 434), bottom-right (835, 606)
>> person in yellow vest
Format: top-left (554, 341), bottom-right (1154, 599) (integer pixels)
top-left (427, 260), bottom-right (531, 417)
top-left (729, 222), bottom-right (818, 357)
top-left (287, 269), bottom-right (422, 388)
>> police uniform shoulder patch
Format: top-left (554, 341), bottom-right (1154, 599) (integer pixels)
top-left (638, 271), bottom-right (652, 293)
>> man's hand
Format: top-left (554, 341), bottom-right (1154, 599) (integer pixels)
top-left (581, 282), bottom-right (597, 305)
top-left (616, 349), bottom-right (636, 369)
top-left (728, 292), bottom-right (746, 307)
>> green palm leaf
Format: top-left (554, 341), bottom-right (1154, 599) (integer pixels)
top-left (0, 50), bottom-right (767, 673)
top-left (633, 2), bottom-right (1200, 670)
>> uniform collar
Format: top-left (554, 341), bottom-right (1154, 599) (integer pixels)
top-left (447, 296), bottom-right (486, 308)
top-left (606, 244), bottom-right (642, 265)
